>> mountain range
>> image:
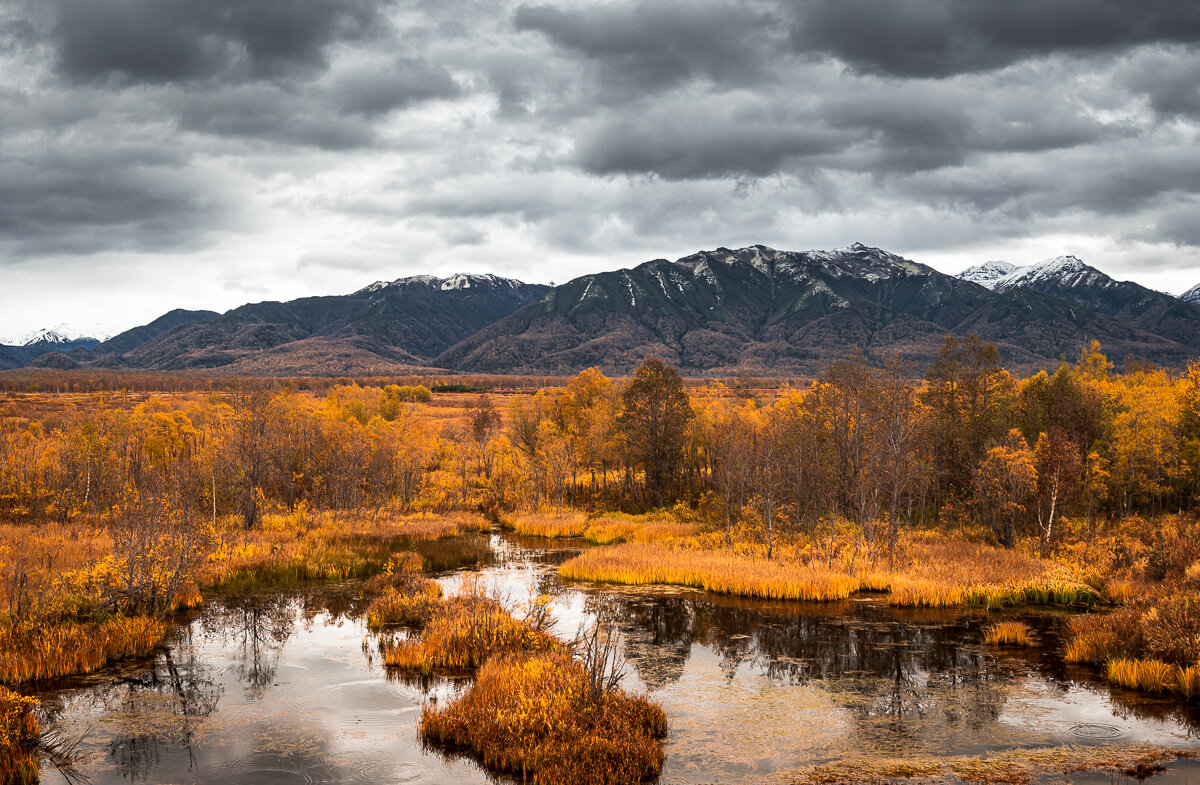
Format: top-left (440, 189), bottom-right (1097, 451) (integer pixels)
top-left (4, 245), bottom-right (1199, 376)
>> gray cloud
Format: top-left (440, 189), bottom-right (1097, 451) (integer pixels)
top-left (3, 0), bottom-right (1200, 339)
top-left (51, 0), bottom-right (390, 85)
top-left (515, 0), bottom-right (782, 94)
top-left (789, 0), bottom-right (1200, 78)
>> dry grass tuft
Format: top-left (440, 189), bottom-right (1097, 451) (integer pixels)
top-left (983, 621), bottom-right (1034, 646)
top-left (786, 744), bottom-right (1194, 785)
top-left (380, 594), bottom-right (560, 673)
top-left (421, 650), bottom-right (667, 785)
top-left (1106, 658), bottom-right (1200, 696)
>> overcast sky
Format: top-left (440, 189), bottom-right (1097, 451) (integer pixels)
top-left (3, 0), bottom-right (1200, 340)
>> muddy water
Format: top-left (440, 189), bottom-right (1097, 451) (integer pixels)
top-left (32, 533), bottom-right (1200, 784)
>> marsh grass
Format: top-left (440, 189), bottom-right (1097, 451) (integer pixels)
top-left (502, 511), bottom-right (695, 544)
top-left (367, 589), bottom-right (442, 629)
top-left (787, 744), bottom-right (1195, 785)
top-left (560, 540), bottom-right (1099, 608)
top-left (0, 616), bottom-right (165, 684)
top-left (1106, 658), bottom-right (1200, 698)
top-left (1065, 593), bottom-right (1200, 700)
top-left (983, 621), bottom-right (1034, 646)
top-left (0, 512), bottom-right (486, 687)
top-left (204, 511), bottom-right (489, 590)
top-left (0, 686), bottom-right (39, 785)
top-left (380, 594), bottom-right (560, 673)
top-left (421, 650), bottom-right (667, 785)
top-left (374, 560), bottom-right (669, 785)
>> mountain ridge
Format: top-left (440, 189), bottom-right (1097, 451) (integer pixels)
top-left (4, 247), bottom-right (1199, 375)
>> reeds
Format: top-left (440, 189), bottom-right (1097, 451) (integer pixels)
top-left (366, 583), bottom-right (443, 629)
top-left (503, 512), bottom-right (590, 538)
top-left (1107, 658), bottom-right (1178, 693)
top-left (0, 686), bottom-right (39, 785)
top-left (421, 650), bottom-right (667, 785)
top-left (1105, 658), bottom-right (1200, 698)
top-left (501, 511), bottom-right (695, 544)
top-left (0, 616), bottom-right (166, 684)
top-left (559, 541), bottom-right (1099, 608)
top-left (380, 594), bottom-right (560, 673)
top-left (983, 621), bottom-right (1034, 646)
top-left (560, 543), bottom-right (862, 602)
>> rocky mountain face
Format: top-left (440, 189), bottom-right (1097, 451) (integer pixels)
top-left (439, 244), bottom-right (1198, 374)
top-left (5, 248), bottom-right (1199, 376)
top-left (113, 274), bottom-right (549, 373)
top-left (1181, 283), bottom-right (1200, 306)
top-left (956, 256), bottom-right (1200, 352)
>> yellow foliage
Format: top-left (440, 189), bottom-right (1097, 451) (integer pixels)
top-left (0, 686), bottom-right (39, 785)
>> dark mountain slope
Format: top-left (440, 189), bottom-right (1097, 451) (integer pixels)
top-left (969, 256), bottom-right (1200, 352)
top-left (438, 245), bottom-right (1195, 375)
top-left (97, 309), bottom-right (220, 355)
top-left (119, 274), bottom-right (549, 372)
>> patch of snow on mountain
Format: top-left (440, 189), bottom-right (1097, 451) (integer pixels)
top-left (1180, 283), bottom-right (1200, 305)
top-left (990, 256), bottom-right (1111, 293)
top-left (956, 261), bottom-right (1019, 289)
top-left (17, 323), bottom-right (105, 346)
top-left (377, 273), bottom-right (525, 291)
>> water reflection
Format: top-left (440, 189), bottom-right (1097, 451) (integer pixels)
top-left (32, 533), bottom-right (1200, 785)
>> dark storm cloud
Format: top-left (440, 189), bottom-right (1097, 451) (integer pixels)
top-left (789, 0), bottom-right (1200, 78)
top-left (328, 57), bottom-right (460, 117)
top-left (3, 0), bottom-right (1200, 331)
top-left (0, 140), bottom-right (229, 257)
top-left (514, 0), bottom-right (782, 93)
top-left (51, 0), bottom-right (390, 85)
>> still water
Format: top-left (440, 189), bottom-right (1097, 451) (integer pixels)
top-left (33, 533), bottom-right (1200, 784)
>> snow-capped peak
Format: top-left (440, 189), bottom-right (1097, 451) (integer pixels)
top-left (1180, 282), bottom-right (1200, 305)
top-left (16, 323), bottom-right (104, 347)
top-left (956, 261), bottom-right (1018, 289)
top-left (357, 273), bottom-right (526, 295)
top-left (990, 255), bottom-right (1110, 293)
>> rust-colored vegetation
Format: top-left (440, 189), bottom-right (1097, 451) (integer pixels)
top-left (787, 744), bottom-right (1196, 785)
top-left (370, 560), bottom-right (668, 784)
top-left (421, 650), bottom-right (667, 785)
top-left (982, 621), bottom-right (1034, 646)
top-left (559, 538), bottom-right (1098, 608)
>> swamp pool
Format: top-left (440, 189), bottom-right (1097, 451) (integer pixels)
top-left (30, 532), bottom-right (1200, 785)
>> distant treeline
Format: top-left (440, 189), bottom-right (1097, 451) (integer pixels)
top-left (2, 337), bottom-right (1198, 555)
